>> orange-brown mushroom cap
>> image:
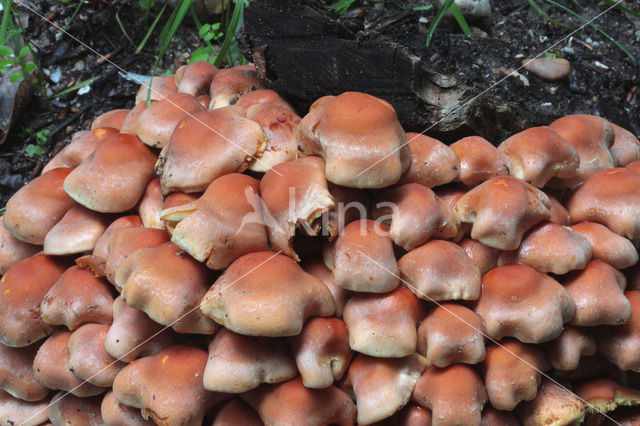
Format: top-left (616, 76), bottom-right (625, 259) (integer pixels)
top-left (208, 399), bottom-right (262, 426)
top-left (91, 109), bottom-right (130, 130)
top-left (399, 132), bottom-right (459, 188)
top-left (459, 238), bottom-right (500, 275)
top-left (41, 148), bottom-right (67, 174)
top-left (575, 378), bottom-right (640, 416)
top-left (43, 205), bottom-right (110, 255)
top-left (449, 135), bottom-right (510, 186)
top-left (0, 343), bottom-right (49, 402)
top-left (235, 88), bottom-right (294, 111)
top-left (120, 101), bottom-right (151, 135)
top-left (101, 390), bottom-right (155, 426)
top-left (62, 127), bottom-right (119, 168)
top-left (134, 75), bottom-right (178, 104)
top-left (610, 123), bottom-right (640, 166)
top-left (208, 66), bottom-right (262, 109)
top-left (547, 193), bottom-right (570, 225)
top-left (177, 61), bottom-right (218, 97)
top-left (137, 178), bottom-right (165, 230)
top-left (515, 379), bottom-right (585, 426)
top-left (303, 258), bottom-right (351, 316)
top-left (481, 407), bottom-right (519, 426)
top-left (595, 291), bottom-right (640, 371)
top-left (571, 221), bottom-right (638, 269)
top-left (0, 216), bottom-right (39, 275)
top-left (546, 325), bottom-right (596, 371)
top-left (0, 391), bottom-right (50, 426)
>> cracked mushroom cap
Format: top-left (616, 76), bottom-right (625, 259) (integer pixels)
top-left (480, 339), bottom-right (548, 411)
top-left (398, 133), bottom-right (459, 187)
top-left (412, 364), bottom-right (487, 426)
top-left (0, 391), bottom-right (50, 426)
top-left (610, 123), bottom-right (640, 166)
top-left (156, 106), bottom-right (266, 193)
top-left (209, 399), bottom-right (262, 426)
top-left (571, 221), bottom-right (638, 269)
top-left (102, 391), bottom-right (154, 426)
top-left (33, 330), bottom-right (105, 397)
top-left (372, 184), bottom-right (460, 251)
top-left (43, 205), bottom-right (110, 255)
top-left (344, 353), bottom-right (426, 424)
top-left (497, 221), bottom-right (592, 274)
top-left (516, 379), bottom-right (585, 426)
top-left (203, 328), bottom-right (296, 393)
top-left (260, 156), bottom-right (334, 260)
top-left (113, 345), bottom-right (222, 426)
top-left (449, 135), bottom-right (510, 186)
top-left (135, 75), bottom-right (178, 104)
top-left (176, 61), bottom-right (218, 96)
top-left (0, 253), bottom-right (67, 347)
top-left (137, 178), bottom-right (164, 230)
top-left (235, 88), bottom-right (294, 110)
top-left (165, 173), bottom-right (268, 270)
top-left (417, 303), bottom-right (486, 367)
top-left (288, 317), bottom-right (352, 389)
top-left (200, 251), bottom-right (335, 336)
top-left (564, 260), bottom-right (632, 326)
top-left (454, 176), bottom-right (552, 250)
top-left (0, 216), bottom-right (39, 275)
top-left (343, 286), bottom-right (426, 358)
top-left (498, 126), bottom-right (579, 187)
top-left (459, 238), bottom-right (500, 275)
top-left (303, 259), bottom-right (350, 317)
top-left (595, 291), bottom-right (640, 371)
top-left (331, 219), bottom-right (398, 293)
top-left (64, 134), bottom-right (157, 213)
top-left (398, 239), bottom-right (481, 301)
top-left (474, 264), bottom-right (575, 343)
top-left (91, 109), bottom-right (130, 130)
top-left (546, 326), bottom-right (596, 371)
top-left (575, 378), bottom-right (640, 417)
top-left (0, 343), bottom-right (48, 402)
top-left (297, 92), bottom-right (410, 188)
top-left (116, 241), bottom-right (217, 334)
top-left (567, 167), bottom-right (640, 239)
top-left (548, 114), bottom-right (615, 187)
top-left (62, 127), bottom-right (119, 168)
top-left (41, 265), bottom-right (114, 330)
top-left (3, 167), bottom-right (76, 244)
top-left (242, 377), bottom-right (356, 426)
top-left (208, 66), bottom-right (262, 109)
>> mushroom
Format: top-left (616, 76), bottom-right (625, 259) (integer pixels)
top-left (303, 259), bottom-right (350, 316)
top-left (435, 184), bottom-right (471, 241)
top-left (325, 182), bottom-right (371, 241)
top-left (40, 148), bottom-right (67, 174)
top-left (176, 61), bottom-right (218, 96)
top-left (43, 205), bottom-right (111, 255)
top-left (208, 66), bottom-right (262, 109)
top-left (120, 102), bottom-right (151, 135)
top-left (3, 167), bottom-right (76, 244)
top-left (135, 75), bottom-right (178, 104)
top-left (200, 251), bottom-right (335, 337)
top-left (0, 343), bottom-right (49, 402)
top-left (343, 353), bottom-right (426, 424)
top-left (575, 378), bottom-right (640, 420)
top-left (515, 379), bottom-right (585, 426)
top-left (481, 407), bottom-right (520, 426)
top-left (208, 399), bottom-right (262, 426)
top-left (610, 123), bottom-right (640, 166)
top-left (0, 391), bottom-right (50, 426)
top-left (64, 134), bottom-right (157, 213)
top-left (595, 291), bottom-right (640, 371)
top-left (459, 238), bottom-right (500, 274)
top-left (203, 328), bottom-right (297, 393)
top-left (101, 391), bottom-right (154, 426)
top-left (449, 135), bottom-right (510, 186)
top-left (41, 265), bottom-right (114, 330)
top-left (296, 92), bottom-right (410, 188)
top-left (398, 132), bottom-right (459, 187)
top-left (91, 109), bottom-right (130, 130)
top-left (474, 264), bottom-right (575, 343)
top-left (343, 286), bottom-right (426, 358)
top-left (545, 326), bottom-right (596, 371)
top-left (454, 176), bottom-right (551, 250)
top-left (61, 127), bottom-right (119, 167)
top-left (235, 88), bottom-right (294, 110)
top-left (547, 193), bottom-right (570, 225)
top-left (137, 178), bottom-right (165, 230)
top-left (0, 216), bottom-right (39, 275)
top-left (0, 253), bottom-right (67, 347)
top-left (571, 221), bottom-right (638, 269)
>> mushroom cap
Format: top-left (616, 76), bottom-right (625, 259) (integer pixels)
top-left (91, 109), bottom-right (130, 130)
top-left (412, 364), bottom-right (488, 426)
top-left (177, 61), bottom-right (218, 97)
top-left (0, 343), bottom-right (49, 402)
top-left (610, 123), bottom-right (640, 166)
top-left (449, 135), bottom-right (510, 186)
top-left (454, 176), bottom-right (551, 250)
top-left (288, 317), bottom-right (352, 389)
top-left (209, 67), bottom-right (262, 109)
top-left (344, 353), bottom-right (426, 424)
top-left (546, 325), bottom-right (596, 371)
top-left (135, 93), bottom-right (205, 148)
top-left (417, 303), bottom-right (486, 367)
top-left (41, 265), bottom-right (114, 330)
top-left (200, 251), bottom-right (335, 336)
top-left (67, 323), bottom-right (127, 387)
top-left (571, 221), bottom-right (638, 269)
top-left (399, 132), bottom-right (459, 187)
top-left (480, 339), bottom-right (548, 411)
top-left (62, 127), bottom-right (119, 168)
top-left (209, 399), bottom-right (262, 426)
top-left (515, 379), bottom-right (585, 426)
top-left (498, 126), bottom-right (579, 187)
top-left (303, 259), bottom-right (350, 316)
top-left (41, 148), bottom-right (67, 174)
top-left (43, 205), bottom-right (110, 255)
top-left (120, 101), bottom-right (151, 135)
top-left (547, 193), bottom-right (570, 225)
top-left (564, 260), bottom-right (632, 326)
top-left (235, 88), bottom-right (294, 110)
top-left (343, 286), bottom-right (425, 358)
top-left (297, 92), bottom-right (410, 188)
top-left (332, 219), bottom-right (398, 293)
top-left (474, 264), bottom-right (576, 343)
top-left (497, 221), bottom-right (592, 274)
top-left (241, 377), bottom-right (356, 426)
top-left (595, 291), bottom-right (640, 371)
top-left (3, 167), bottom-right (76, 244)
top-left (481, 407), bottom-right (520, 426)
top-left (459, 238), bottom-right (500, 275)
top-left (156, 106), bottom-right (266, 193)
top-left (0, 253), bottom-right (67, 347)
top-left (434, 184), bottom-right (471, 241)
top-left (138, 178), bottom-right (165, 230)
top-left (325, 182), bottom-right (371, 241)
top-left (203, 328), bottom-right (297, 393)
top-left (575, 378), bottom-right (640, 415)
top-left (0, 216), bottom-right (39, 275)
top-left (566, 167), bottom-right (640, 239)
top-left (112, 345), bottom-right (221, 426)
top-left (117, 241), bottom-right (218, 334)
top-left (0, 391), bottom-right (50, 426)
top-left (101, 390), bottom-right (154, 426)
top-left (64, 134), bottom-right (157, 213)
top-left (135, 75), bottom-right (178, 104)
top-left (399, 239), bottom-right (481, 301)
top-left (393, 403), bottom-right (433, 426)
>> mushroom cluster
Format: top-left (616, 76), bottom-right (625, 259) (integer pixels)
top-left (2, 61), bottom-right (640, 425)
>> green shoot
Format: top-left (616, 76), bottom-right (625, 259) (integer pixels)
top-left (602, 0), bottom-right (640, 19)
top-left (49, 75), bottom-right (100, 99)
top-left (213, 0), bottom-right (245, 67)
top-left (329, 0), bottom-right (358, 15)
top-left (527, 0), bottom-right (564, 27)
top-left (426, 0), bottom-right (454, 46)
top-left (115, 5), bottom-right (135, 46)
top-left (135, 4), bottom-right (167, 54)
top-left (25, 128), bottom-right (49, 157)
top-left (449, 2), bottom-right (472, 36)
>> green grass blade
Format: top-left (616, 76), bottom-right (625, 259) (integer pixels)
top-left (426, 0), bottom-right (455, 46)
top-left (135, 4), bottom-right (167, 53)
top-left (115, 6), bottom-right (134, 45)
top-left (49, 75), bottom-right (100, 99)
top-left (449, 2), bottom-right (472, 36)
top-left (214, 0), bottom-right (245, 67)
top-left (413, 5), bottom-right (433, 11)
top-left (527, 0), bottom-right (564, 27)
top-left (62, 1), bottom-right (83, 33)
top-left (329, 0), bottom-right (357, 15)
top-left (602, 0), bottom-right (640, 19)
top-left (0, 0), bottom-right (12, 44)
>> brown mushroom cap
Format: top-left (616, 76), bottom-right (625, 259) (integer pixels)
top-left (412, 364), bottom-right (488, 425)
top-left (480, 339), bottom-right (548, 411)
top-left (41, 265), bottom-right (114, 330)
top-left (344, 353), bottom-right (426, 424)
top-left (91, 109), bottom-right (130, 130)
top-left (113, 345), bottom-right (222, 426)
top-left (177, 61), bottom-right (218, 96)
top-left (546, 326), bottom-right (596, 371)
top-left (41, 148), bottom-right (67, 174)
top-left (62, 127), bottom-right (119, 168)
top-left (474, 264), bottom-right (575, 343)
top-left (137, 178), bottom-right (165, 230)
top-left (297, 92), bottom-right (410, 188)
top-left (547, 193), bottom-right (570, 225)
top-left (459, 238), bottom-right (500, 275)
top-left (449, 135), bottom-right (510, 186)
top-left (516, 379), bottom-right (585, 426)
top-left (135, 75), bottom-right (178, 104)
top-left (3, 167), bottom-right (76, 244)
top-left (200, 251), bottom-right (335, 336)
top-left (399, 239), bottom-right (481, 301)
top-left (481, 407), bottom-right (520, 426)
top-left (203, 328), bottom-right (296, 393)
top-left (399, 132), bottom-right (459, 187)
top-left (454, 176), bottom-right (551, 250)
top-left (0, 216), bottom-right (39, 275)
top-left (209, 399), bottom-right (262, 426)
top-left (209, 67), bottom-right (262, 109)
top-left (288, 317), bottom-right (352, 389)
top-left (595, 291), bottom-right (640, 371)
top-left (610, 123), bottom-right (640, 166)
top-left (241, 377), bottom-right (356, 426)
top-left (0, 343), bottom-right (48, 402)
top-left (0, 391), bottom-right (50, 426)
top-left (43, 205), bottom-right (110, 255)
top-left (64, 134), bottom-right (157, 213)
top-left (303, 259), bottom-right (350, 316)
top-left (435, 184), bottom-right (472, 241)
top-left (120, 101), bottom-right (151, 135)
top-left (498, 126), bottom-right (579, 187)
top-left (325, 182), bottom-right (371, 241)
top-left (571, 221), bottom-right (638, 269)
top-left (102, 390), bottom-right (154, 426)
top-left (235, 88), bottom-right (294, 110)
top-left (418, 303), bottom-right (486, 367)
top-left (117, 241), bottom-right (217, 334)
top-left (343, 286), bottom-right (426, 358)
top-left (0, 253), bottom-right (67, 347)
top-left (575, 378), bottom-right (640, 416)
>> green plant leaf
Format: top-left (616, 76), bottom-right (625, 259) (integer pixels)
top-left (0, 44), bottom-right (12, 56)
top-left (9, 70), bottom-right (21, 82)
top-left (24, 62), bottom-right (36, 72)
top-left (449, 2), bottom-right (472, 36)
top-left (602, 0), bottom-right (640, 19)
top-left (198, 23), bottom-right (211, 36)
top-left (214, 0), bottom-right (246, 67)
top-left (25, 144), bottom-right (41, 157)
top-left (426, 0), bottom-right (455, 46)
top-left (190, 46), bottom-right (212, 63)
top-left (329, 0), bottom-right (357, 15)
top-left (49, 75), bottom-right (100, 99)
top-left (17, 45), bottom-right (30, 58)
top-left (135, 4), bottom-right (167, 54)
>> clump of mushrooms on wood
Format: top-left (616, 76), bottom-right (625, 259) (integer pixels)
top-left (1, 60), bottom-right (640, 426)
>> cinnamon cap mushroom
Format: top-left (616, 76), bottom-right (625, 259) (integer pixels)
top-left (0, 343), bottom-right (49, 402)
top-left (177, 61), bottom-right (218, 97)
top-left (595, 291), bottom-right (640, 371)
top-left (91, 109), bottom-right (130, 130)
top-left (0, 216), bottom-right (39, 275)
top-left (138, 178), bottom-right (165, 230)
top-left (0, 391), bottom-right (50, 426)
top-left (571, 221), bottom-right (638, 269)
top-left (610, 123), bottom-right (640, 166)
top-left (235, 88), bottom-right (294, 110)
top-left (516, 379), bottom-right (585, 426)
top-left (62, 127), bottom-right (119, 167)
top-left (134, 75), bottom-right (178, 104)
top-left (43, 205), bottom-right (110, 255)
top-left (449, 135), bottom-right (510, 186)
top-left (399, 132), bottom-right (459, 187)
top-left (208, 66), bottom-right (262, 109)
top-left (101, 390), bottom-right (154, 426)
top-left (546, 326), bottom-right (596, 371)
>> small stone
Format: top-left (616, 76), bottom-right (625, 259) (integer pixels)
top-left (73, 60), bottom-right (84, 71)
top-left (437, 0), bottom-right (491, 19)
top-left (522, 58), bottom-right (571, 81)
